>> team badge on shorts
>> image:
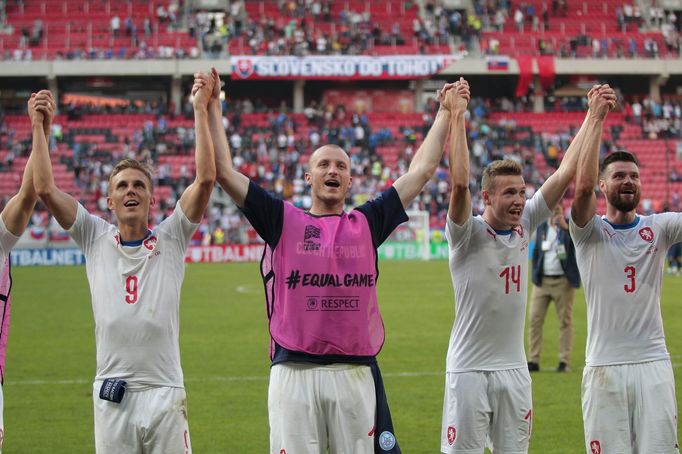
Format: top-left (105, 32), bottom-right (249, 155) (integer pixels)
top-left (379, 431), bottom-right (396, 450)
top-left (639, 227), bottom-right (654, 243)
top-left (447, 426), bottom-right (457, 445)
top-left (589, 440), bottom-right (601, 454)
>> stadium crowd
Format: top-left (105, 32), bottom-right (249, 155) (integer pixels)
top-left (3, 86), bottom-right (682, 246)
top-left (3, 0), bottom-right (682, 60)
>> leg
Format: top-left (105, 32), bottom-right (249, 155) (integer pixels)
top-left (527, 284), bottom-right (551, 365)
top-left (632, 360), bottom-right (679, 454)
top-left (488, 368), bottom-right (532, 454)
top-left (93, 382), bottom-right (142, 454)
top-left (582, 365), bottom-right (631, 454)
top-left (552, 279), bottom-right (575, 367)
top-left (325, 365), bottom-right (375, 454)
top-left (441, 371), bottom-right (490, 454)
top-left (269, 364), bottom-right (326, 454)
top-left (145, 387), bottom-right (192, 454)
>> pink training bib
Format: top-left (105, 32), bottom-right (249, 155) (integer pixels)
top-left (262, 203), bottom-right (385, 357)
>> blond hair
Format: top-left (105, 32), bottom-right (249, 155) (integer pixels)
top-left (108, 159), bottom-right (154, 195)
top-left (481, 159), bottom-right (523, 193)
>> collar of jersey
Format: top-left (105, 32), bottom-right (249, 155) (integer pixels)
top-left (120, 229), bottom-right (153, 247)
top-left (604, 215), bottom-right (640, 230)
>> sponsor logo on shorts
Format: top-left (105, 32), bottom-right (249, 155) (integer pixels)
top-left (590, 439), bottom-right (601, 454)
top-left (639, 227), bottom-right (654, 243)
top-left (378, 431), bottom-right (396, 451)
top-left (447, 426), bottom-right (456, 445)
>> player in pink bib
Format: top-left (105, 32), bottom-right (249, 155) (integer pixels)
top-left (0, 91), bottom-right (48, 453)
top-left (194, 69), bottom-right (470, 454)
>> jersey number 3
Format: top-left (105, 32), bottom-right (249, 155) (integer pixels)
top-left (500, 265), bottom-right (521, 294)
top-left (125, 275), bottom-right (139, 304)
top-left (624, 266), bottom-right (636, 293)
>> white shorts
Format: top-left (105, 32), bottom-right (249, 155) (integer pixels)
top-left (582, 360), bottom-right (679, 454)
top-left (269, 363), bottom-right (376, 454)
top-left (441, 368), bottom-right (532, 454)
top-left (93, 383), bottom-right (191, 454)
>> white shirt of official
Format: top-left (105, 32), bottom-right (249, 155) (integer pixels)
top-left (570, 213), bottom-right (682, 366)
top-left (69, 203), bottom-right (198, 390)
top-left (542, 223), bottom-right (564, 276)
top-left (445, 191), bottom-right (551, 372)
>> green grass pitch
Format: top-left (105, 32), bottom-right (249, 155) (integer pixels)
top-left (5, 260), bottom-right (682, 453)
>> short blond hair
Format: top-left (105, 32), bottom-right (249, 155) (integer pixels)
top-left (108, 159), bottom-right (154, 195)
top-left (481, 159), bottom-right (523, 193)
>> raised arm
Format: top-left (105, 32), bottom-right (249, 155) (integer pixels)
top-left (197, 68), bottom-right (249, 207)
top-left (30, 90), bottom-right (79, 230)
top-left (446, 78), bottom-right (472, 225)
top-left (393, 81), bottom-right (464, 208)
top-left (539, 85), bottom-right (616, 211)
top-left (179, 71), bottom-right (217, 223)
top-left (571, 85), bottom-right (616, 227)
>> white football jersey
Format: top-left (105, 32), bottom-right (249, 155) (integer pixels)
top-left (69, 203), bottom-right (197, 390)
top-left (570, 213), bottom-right (682, 366)
top-left (445, 191), bottom-right (551, 372)
top-left (0, 216), bottom-right (19, 262)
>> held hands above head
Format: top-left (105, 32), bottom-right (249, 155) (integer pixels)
top-left (438, 77), bottom-right (471, 116)
top-left (587, 84), bottom-right (617, 120)
top-left (28, 90), bottom-right (56, 137)
top-left (192, 67), bottom-right (222, 102)
top-left (192, 69), bottom-right (216, 110)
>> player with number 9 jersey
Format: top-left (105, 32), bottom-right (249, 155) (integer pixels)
top-left (30, 75), bottom-right (216, 453)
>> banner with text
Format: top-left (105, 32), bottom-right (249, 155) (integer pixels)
top-left (231, 54), bottom-right (462, 80)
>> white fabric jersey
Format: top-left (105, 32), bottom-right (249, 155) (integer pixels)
top-left (570, 213), bottom-right (682, 366)
top-left (69, 203), bottom-right (197, 390)
top-left (446, 191), bottom-right (551, 372)
top-left (0, 216), bottom-right (19, 453)
top-left (0, 216), bottom-right (19, 262)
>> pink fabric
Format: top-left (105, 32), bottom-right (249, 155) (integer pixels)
top-left (0, 258), bottom-right (11, 382)
top-left (265, 203), bottom-right (385, 357)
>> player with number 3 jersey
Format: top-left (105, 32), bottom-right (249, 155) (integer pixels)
top-left (572, 145), bottom-right (681, 451)
top-left (442, 83), bottom-right (617, 454)
top-left (29, 75), bottom-right (216, 453)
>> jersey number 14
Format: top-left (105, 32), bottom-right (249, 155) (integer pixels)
top-left (500, 265), bottom-right (521, 294)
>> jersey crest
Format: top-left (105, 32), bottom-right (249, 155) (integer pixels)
top-left (639, 227), bottom-right (654, 243)
top-left (512, 225), bottom-right (524, 237)
top-left (590, 440), bottom-right (601, 454)
top-left (143, 235), bottom-right (158, 251)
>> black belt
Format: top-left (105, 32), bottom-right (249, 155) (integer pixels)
top-left (543, 274), bottom-right (564, 278)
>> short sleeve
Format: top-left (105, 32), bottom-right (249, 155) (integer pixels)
top-left (354, 186), bottom-right (408, 247)
top-left (656, 212), bottom-right (682, 247)
top-left (569, 214), bottom-right (598, 247)
top-left (156, 202), bottom-right (199, 250)
top-left (239, 181), bottom-right (284, 247)
top-left (0, 216), bottom-right (19, 259)
top-left (445, 215), bottom-right (473, 251)
top-left (68, 203), bottom-right (110, 256)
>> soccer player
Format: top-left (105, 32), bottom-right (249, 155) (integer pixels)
top-left (0, 91), bottom-right (50, 452)
top-left (571, 101), bottom-right (679, 451)
top-left (194, 69), bottom-right (467, 453)
top-left (442, 84), bottom-right (616, 454)
top-left (30, 77), bottom-right (216, 453)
